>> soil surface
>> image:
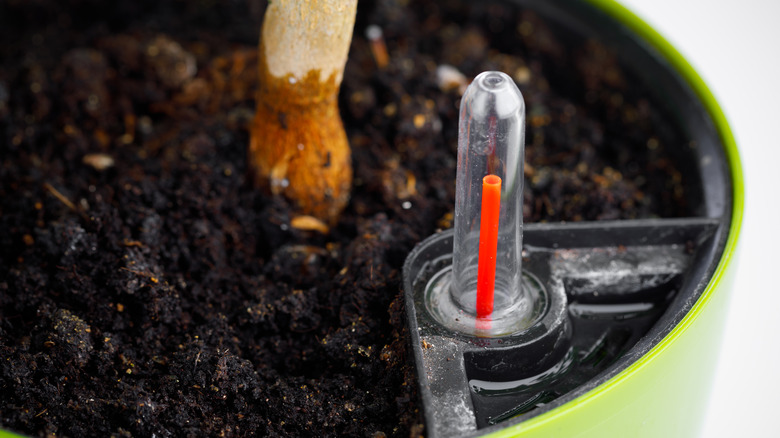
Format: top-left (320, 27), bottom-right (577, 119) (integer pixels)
top-left (0, 0), bottom-right (693, 436)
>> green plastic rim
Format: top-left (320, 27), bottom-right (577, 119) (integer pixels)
top-left (484, 1), bottom-right (744, 437)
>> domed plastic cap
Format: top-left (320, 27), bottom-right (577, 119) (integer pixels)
top-left (468, 72), bottom-right (525, 119)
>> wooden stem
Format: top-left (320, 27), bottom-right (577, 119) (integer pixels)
top-left (249, 0), bottom-right (357, 223)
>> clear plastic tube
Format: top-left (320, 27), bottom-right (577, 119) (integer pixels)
top-left (452, 71), bottom-right (526, 320)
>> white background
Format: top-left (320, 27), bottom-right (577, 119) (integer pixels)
top-left (617, 1), bottom-right (780, 436)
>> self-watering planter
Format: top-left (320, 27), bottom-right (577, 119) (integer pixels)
top-left (0, 0), bottom-right (743, 436)
top-left (402, 1), bottom-right (742, 437)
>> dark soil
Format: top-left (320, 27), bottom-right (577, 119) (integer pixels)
top-left (0, 0), bottom-right (693, 436)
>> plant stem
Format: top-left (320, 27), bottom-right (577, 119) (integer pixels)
top-left (249, 0), bottom-right (357, 223)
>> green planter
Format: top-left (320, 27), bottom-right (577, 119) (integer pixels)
top-left (503, 2), bottom-right (744, 434)
top-left (507, 3), bottom-right (742, 436)
top-left (401, 0), bottom-right (743, 437)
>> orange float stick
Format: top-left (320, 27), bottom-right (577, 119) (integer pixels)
top-left (477, 174), bottom-right (502, 319)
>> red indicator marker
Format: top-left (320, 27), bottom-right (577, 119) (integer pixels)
top-left (477, 174), bottom-right (502, 319)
